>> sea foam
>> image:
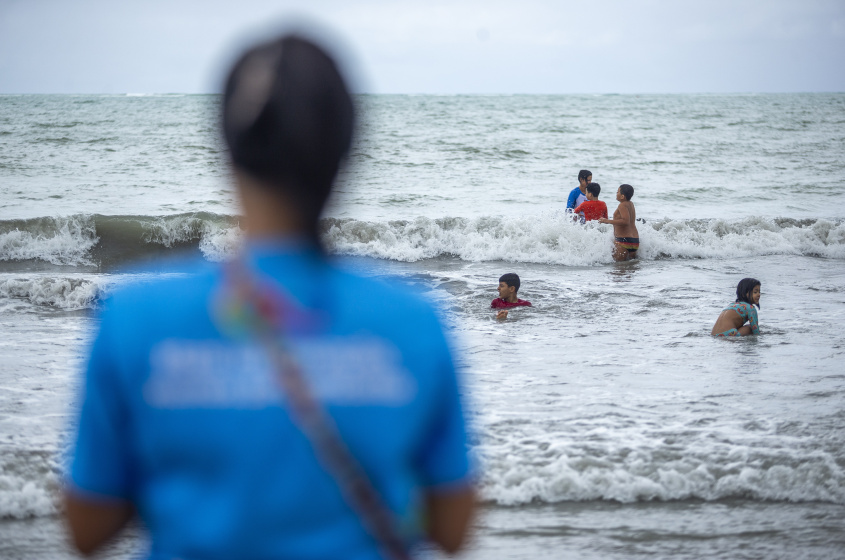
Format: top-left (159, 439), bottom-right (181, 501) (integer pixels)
top-left (323, 214), bottom-right (845, 264)
top-left (0, 277), bottom-right (101, 309)
top-left (0, 213), bottom-right (242, 269)
top-left (0, 450), bottom-right (60, 519)
top-left (0, 216), bottom-right (98, 266)
top-left (2, 213), bottom-right (843, 269)
top-left (476, 427), bottom-right (845, 506)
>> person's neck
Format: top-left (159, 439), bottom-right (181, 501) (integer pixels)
top-left (504, 294), bottom-right (519, 303)
top-left (236, 171), bottom-right (312, 239)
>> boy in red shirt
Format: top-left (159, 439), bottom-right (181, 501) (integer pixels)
top-left (574, 182), bottom-right (608, 222)
top-left (492, 273), bottom-right (531, 319)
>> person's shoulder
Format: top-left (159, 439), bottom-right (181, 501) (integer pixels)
top-left (491, 298), bottom-right (504, 308)
top-left (104, 261), bottom-right (218, 314)
top-left (95, 262), bottom-right (222, 344)
top-left (330, 263), bottom-right (440, 322)
top-left (327, 266), bottom-right (452, 360)
top-left (517, 299), bottom-right (532, 307)
top-left (734, 301), bottom-right (752, 314)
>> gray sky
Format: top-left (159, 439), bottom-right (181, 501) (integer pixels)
top-left (1, 0), bottom-right (843, 94)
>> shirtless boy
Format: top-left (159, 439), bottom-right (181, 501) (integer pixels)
top-left (598, 184), bottom-right (639, 261)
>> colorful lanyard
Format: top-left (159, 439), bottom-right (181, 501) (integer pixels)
top-left (215, 253), bottom-right (412, 560)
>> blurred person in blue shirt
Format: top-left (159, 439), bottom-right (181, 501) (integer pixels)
top-left (64, 31), bottom-right (475, 560)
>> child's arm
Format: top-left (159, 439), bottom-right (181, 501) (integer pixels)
top-left (748, 306), bottom-right (760, 334)
top-left (566, 189), bottom-right (579, 210)
top-left (599, 204), bottom-right (630, 225)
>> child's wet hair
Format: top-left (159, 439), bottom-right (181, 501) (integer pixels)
top-left (578, 169), bottom-right (592, 182)
top-left (619, 184), bottom-right (634, 200)
top-left (735, 277), bottom-right (761, 308)
top-left (499, 273), bottom-right (520, 292)
top-left (586, 182), bottom-right (601, 197)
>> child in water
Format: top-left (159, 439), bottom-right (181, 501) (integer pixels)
top-left (573, 182), bottom-right (608, 222)
top-left (492, 273), bottom-right (532, 320)
top-left (598, 184), bottom-right (638, 261)
top-left (711, 278), bottom-right (761, 337)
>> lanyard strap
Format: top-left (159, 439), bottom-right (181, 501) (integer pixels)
top-left (219, 256), bottom-right (412, 560)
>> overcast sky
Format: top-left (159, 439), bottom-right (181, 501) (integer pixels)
top-left (1, 0), bottom-right (843, 94)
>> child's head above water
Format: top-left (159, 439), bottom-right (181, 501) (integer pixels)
top-left (578, 169), bottom-right (593, 186)
top-left (497, 273), bottom-right (520, 300)
top-left (586, 182), bottom-right (601, 200)
top-left (736, 277), bottom-right (762, 308)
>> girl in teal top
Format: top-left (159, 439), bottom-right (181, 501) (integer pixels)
top-left (711, 278), bottom-right (761, 337)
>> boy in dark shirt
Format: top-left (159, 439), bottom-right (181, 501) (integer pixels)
top-left (492, 273), bottom-right (531, 319)
top-left (573, 182), bottom-right (608, 222)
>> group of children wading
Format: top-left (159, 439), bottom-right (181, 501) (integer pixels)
top-left (566, 169), bottom-right (640, 262)
top-left (491, 171), bottom-right (762, 336)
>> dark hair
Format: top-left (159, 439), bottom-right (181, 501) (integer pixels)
top-left (578, 170), bottom-right (592, 182)
top-left (222, 35), bottom-right (354, 239)
top-left (586, 182), bottom-right (600, 198)
top-left (619, 184), bottom-right (634, 200)
top-left (499, 273), bottom-right (520, 292)
top-left (736, 277), bottom-right (761, 308)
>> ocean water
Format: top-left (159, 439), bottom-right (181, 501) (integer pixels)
top-left (1, 93), bottom-right (844, 559)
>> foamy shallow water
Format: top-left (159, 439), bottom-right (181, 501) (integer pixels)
top-left (2, 253), bottom-right (843, 559)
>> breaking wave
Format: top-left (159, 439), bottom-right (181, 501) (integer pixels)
top-left (476, 418), bottom-right (845, 506)
top-left (0, 213), bottom-right (242, 269)
top-left (2, 213), bottom-right (843, 271)
top-left (0, 277), bottom-right (101, 309)
top-left (322, 214), bottom-right (845, 264)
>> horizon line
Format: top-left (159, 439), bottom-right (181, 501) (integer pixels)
top-left (1, 91), bottom-right (843, 96)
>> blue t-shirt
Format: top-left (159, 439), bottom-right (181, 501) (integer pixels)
top-left (566, 186), bottom-right (587, 211)
top-left (69, 240), bottom-right (472, 560)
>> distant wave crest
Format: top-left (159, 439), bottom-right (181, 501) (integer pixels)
top-left (0, 213), bottom-right (242, 269)
top-left (0, 216), bottom-right (98, 266)
top-left (1, 213), bottom-right (843, 271)
top-left (323, 214), bottom-right (845, 264)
